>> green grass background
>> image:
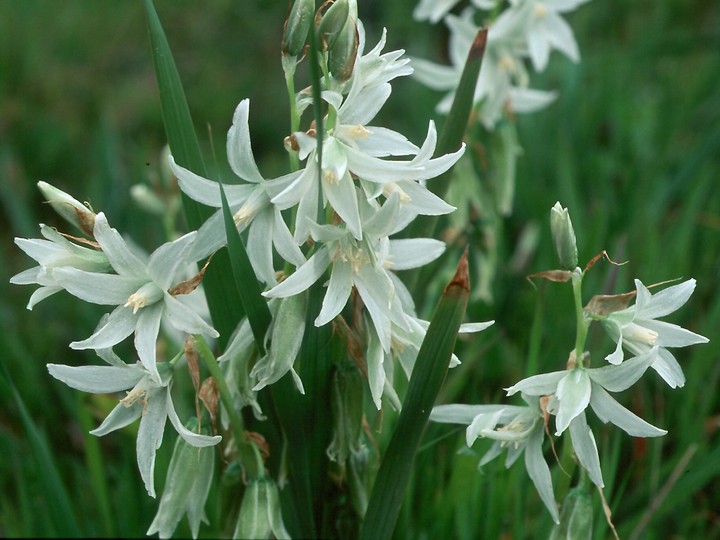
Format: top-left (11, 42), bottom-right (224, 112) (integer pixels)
top-left (1, 0), bottom-right (718, 537)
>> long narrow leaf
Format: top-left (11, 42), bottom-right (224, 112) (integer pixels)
top-left (0, 363), bottom-right (81, 537)
top-left (218, 181), bottom-right (272, 354)
top-left (144, 0), bottom-right (243, 346)
top-left (360, 251), bottom-right (471, 540)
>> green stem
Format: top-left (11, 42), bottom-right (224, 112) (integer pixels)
top-left (571, 268), bottom-right (589, 359)
top-left (193, 334), bottom-right (264, 478)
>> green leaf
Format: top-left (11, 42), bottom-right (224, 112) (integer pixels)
top-left (218, 182), bottom-right (272, 354)
top-left (143, 0), bottom-right (243, 346)
top-left (360, 251), bottom-right (471, 540)
top-left (0, 363), bottom-right (81, 537)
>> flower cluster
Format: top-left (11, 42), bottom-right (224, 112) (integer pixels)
top-left (412, 0), bottom-right (590, 129)
top-left (431, 203), bottom-right (708, 523)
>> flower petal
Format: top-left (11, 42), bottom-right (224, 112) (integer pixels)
top-left (136, 386), bottom-right (168, 497)
top-left (568, 413), bottom-right (604, 487)
top-left (93, 213), bottom-right (147, 276)
top-left (47, 364), bottom-right (144, 393)
top-left (505, 370), bottom-right (565, 397)
top-left (387, 238), bottom-right (445, 270)
top-left (134, 303), bottom-right (164, 382)
top-left (226, 99), bottom-right (264, 183)
top-left (555, 369), bottom-right (591, 435)
top-left (163, 293), bottom-right (219, 338)
top-left (589, 382), bottom-right (667, 437)
top-left (263, 247), bottom-right (331, 299)
top-left (315, 261), bottom-right (353, 327)
top-left (166, 387), bottom-right (222, 447)
top-left (170, 156), bottom-right (255, 207)
top-left (524, 423), bottom-right (560, 524)
top-left (52, 267), bottom-right (144, 305)
top-left (70, 305), bottom-right (136, 351)
top-left (90, 401), bottom-right (142, 436)
top-left (588, 347), bottom-right (656, 392)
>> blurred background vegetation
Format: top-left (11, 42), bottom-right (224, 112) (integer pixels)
top-left (1, 0), bottom-right (718, 537)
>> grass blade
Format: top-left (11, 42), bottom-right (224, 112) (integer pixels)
top-left (144, 0), bottom-right (243, 346)
top-left (360, 251), bottom-right (471, 540)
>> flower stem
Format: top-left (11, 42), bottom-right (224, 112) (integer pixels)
top-left (571, 268), bottom-right (589, 359)
top-left (193, 334), bottom-right (264, 478)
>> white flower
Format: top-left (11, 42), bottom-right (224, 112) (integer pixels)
top-left (11, 224), bottom-right (111, 309)
top-left (47, 346), bottom-right (220, 498)
top-left (264, 193), bottom-right (442, 352)
top-left (503, 0), bottom-right (590, 71)
top-left (170, 99), bottom-right (306, 285)
top-left (411, 9), bottom-right (557, 129)
top-left (51, 212), bottom-right (218, 383)
top-left (431, 395), bottom-right (560, 524)
top-left (506, 348), bottom-right (667, 487)
top-left (280, 25), bottom-right (463, 242)
top-left (413, 0), bottom-right (498, 24)
top-left (601, 279), bottom-right (709, 388)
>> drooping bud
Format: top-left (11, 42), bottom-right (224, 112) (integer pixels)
top-left (37, 181), bottom-right (96, 236)
top-left (317, 0), bottom-right (350, 51)
top-left (327, 361), bottom-right (364, 464)
top-left (146, 418), bottom-right (216, 539)
top-left (234, 477), bottom-right (290, 539)
top-left (550, 202), bottom-right (578, 270)
top-left (282, 0), bottom-right (314, 57)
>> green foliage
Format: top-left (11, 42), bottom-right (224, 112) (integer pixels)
top-left (1, 0), bottom-right (719, 538)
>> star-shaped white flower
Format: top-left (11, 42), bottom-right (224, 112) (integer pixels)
top-left (11, 224), bottom-right (111, 309)
top-left (264, 194), bottom-right (442, 352)
top-left (431, 395), bottom-right (560, 524)
top-left (411, 8), bottom-right (557, 129)
top-left (601, 279), bottom-right (709, 388)
top-left (506, 348), bottom-right (667, 487)
top-left (47, 345), bottom-right (220, 498)
top-left (170, 99), bottom-right (306, 285)
top-left (502, 0), bottom-right (590, 71)
top-left (52, 212), bottom-right (218, 383)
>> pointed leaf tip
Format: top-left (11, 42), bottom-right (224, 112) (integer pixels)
top-left (446, 248), bottom-right (470, 294)
top-left (469, 28), bottom-right (488, 61)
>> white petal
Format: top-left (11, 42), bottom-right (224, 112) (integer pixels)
top-left (166, 387), bottom-right (222, 447)
top-left (47, 364), bottom-right (144, 393)
top-left (466, 410), bottom-right (504, 446)
top-left (459, 321), bottom-right (495, 333)
top-left (53, 267), bottom-right (144, 305)
top-left (226, 99), bottom-right (264, 183)
top-left (136, 387), bottom-right (168, 497)
top-left (641, 319), bottom-right (708, 347)
top-left (134, 303), bottom-right (164, 383)
top-left (524, 423), bottom-right (560, 524)
top-left (365, 323), bottom-right (385, 409)
top-left (70, 305), bottom-right (136, 351)
top-left (315, 261), bottom-right (353, 327)
top-left (544, 12), bottom-right (580, 63)
top-left (354, 126), bottom-right (419, 157)
top-left (146, 232), bottom-right (197, 288)
top-left (505, 370), bottom-right (564, 396)
top-left (188, 210), bottom-right (228, 261)
top-left (650, 348), bottom-right (686, 389)
top-left (93, 213), bottom-right (147, 276)
top-left (554, 369), bottom-right (591, 435)
top-left (589, 382), bottom-right (667, 437)
top-left (409, 57), bottom-right (460, 91)
top-left (247, 209), bottom-right (277, 285)
top-left (588, 347), bottom-right (655, 392)
top-left (387, 238), bottom-right (445, 270)
top-left (170, 156), bottom-right (255, 207)
top-left (163, 293), bottom-right (219, 338)
top-left (568, 414), bottom-right (604, 487)
top-left (637, 278), bottom-right (696, 319)
top-left (263, 247), bottom-right (331, 298)
top-left (271, 208), bottom-right (306, 267)
top-left (323, 172), bottom-right (362, 240)
top-left (430, 404), bottom-right (524, 424)
top-left (394, 180), bottom-right (456, 216)
top-left (90, 401), bottom-right (142, 436)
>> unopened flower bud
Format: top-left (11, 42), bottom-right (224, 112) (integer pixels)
top-left (317, 0), bottom-right (350, 51)
top-left (146, 418), bottom-right (215, 539)
top-left (282, 0), bottom-right (314, 57)
top-left (37, 181), bottom-right (96, 236)
top-left (328, 16), bottom-right (358, 82)
top-left (327, 361), bottom-right (364, 464)
top-left (549, 485), bottom-right (593, 540)
top-left (234, 477), bottom-right (290, 539)
top-left (550, 202), bottom-right (578, 270)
